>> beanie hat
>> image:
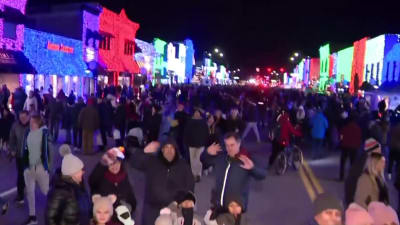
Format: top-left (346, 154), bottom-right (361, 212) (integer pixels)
top-left (175, 190), bottom-right (196, 205)
top-left (161, 138), bottom-right (178, 153)
top-left (225, 194), bottom-right (245, 209)
top-left (101, 147), bottom-right (125, 166)
top-left (345, 203), bottom-right (374, 225)
top-left (92, 194), bottom-right (117, 219)
top-left (364, 138), bottom-right (380, 152)
top-left (368, 202), bottom-right (399, 225)
top-left (59, 144), bottom-right (84, 176)
top-left (313, 193), bottom-right (343, 216)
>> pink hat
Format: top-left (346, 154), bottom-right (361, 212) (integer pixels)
top-left (345, 203), bottom-right (374, 225)
top-left (368, 202), bottom-right (399, 225)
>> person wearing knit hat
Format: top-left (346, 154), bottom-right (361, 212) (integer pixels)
top-left (91, 194), bottom-right (120, 225)
top-left (368, 202), bottom-right (399, 225)
top-left (345, 203), bottom-right (374, 225)
top-left (310, 193), bottom-right (343, 225)
top-left (46, 145), bottom-right (91, 225)
top-left (89, 147), bottom-right (137, 218)
top-left (345, 138), bottom-right (382, 207)
top-left (129, 140), bottom-right (194, 225)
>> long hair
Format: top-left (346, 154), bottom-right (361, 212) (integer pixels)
top-left (366, 152), bottom-right (385, 183)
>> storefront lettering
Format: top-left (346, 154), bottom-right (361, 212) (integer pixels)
top-left (0, 52), bottom-right (16, 64)
top-left (47, 41), bottom-right (74, 54)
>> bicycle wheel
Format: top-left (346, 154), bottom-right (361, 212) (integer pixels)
top-left (274, 151), bottom-right (287, 175)
top-left (292, 145), bottom-right (304, 170)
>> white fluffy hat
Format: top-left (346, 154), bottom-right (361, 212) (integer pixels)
top-left (59, 144), bottom-right (84, 176)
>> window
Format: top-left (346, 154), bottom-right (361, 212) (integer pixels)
top-left (100, 34), bottom-right (112, 50)
top-left (4, 21), bottom-right (17, 40)
top-left (124, 40), bottom-right (134, 55)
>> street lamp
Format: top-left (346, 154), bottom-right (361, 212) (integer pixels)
top-left (219, 53), bottom-right (223, 57)
top-left (237, 69), bottom-right (240, 72)
top-left (208, 53), bottom-right (212, 57)
top-left (256, 67), bottom-right (260, 73)
top-left (294, 52), bottom-right (299, 57)
top-left (290, 57), bottom-right (295, 61)
top-left (214, 48), bottom-right (219, 53)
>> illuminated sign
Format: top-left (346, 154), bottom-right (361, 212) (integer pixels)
top-left (47, 41), bottom-right (74, 54)
top-left (0, 52), bottom-right (16, 64)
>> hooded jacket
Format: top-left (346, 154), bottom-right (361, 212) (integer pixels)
top-left (184, 118), bottom-right (209, 147)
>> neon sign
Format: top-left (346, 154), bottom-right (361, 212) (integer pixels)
top-left (47, 41), bottom-right (74, 53)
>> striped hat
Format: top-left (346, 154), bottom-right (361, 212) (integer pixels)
top-left (364, 138), bottom-right (380, 152)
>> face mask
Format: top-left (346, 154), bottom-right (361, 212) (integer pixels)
top-left (181, 207), bottom-right (194, 225)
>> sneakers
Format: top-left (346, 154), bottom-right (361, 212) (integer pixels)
top-left (24, 216), bottom-right (38, 225)
top-left (1, 201), bottom-right (8, 215)
top-left (14, 197), bottom-right (24, 205)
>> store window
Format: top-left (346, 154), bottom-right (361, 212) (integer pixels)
top-left (124, 40), bottom-right (134, 55)
top-left (100, 34), bottom-right (112, 50)
top-left (4, 21), bottom-right (17, 40)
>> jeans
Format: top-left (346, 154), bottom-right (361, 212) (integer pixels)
top-left (242, 122), bottom-right (261, 142)
top-left (312, 138), bottom-right (324, 159)
top-left (189, 146), bottom-right (205, 177)
top-left (16, 157), bottom-right (25, 200)
top-left (24, 165), bottom-right (49, 216)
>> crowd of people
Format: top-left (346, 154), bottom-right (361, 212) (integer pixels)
top-left (0, 83), bottom-right (400, 225)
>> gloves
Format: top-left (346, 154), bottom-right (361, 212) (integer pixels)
top-left (115, 205), bottom-right (135, 225)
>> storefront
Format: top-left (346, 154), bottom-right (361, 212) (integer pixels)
top-left (23, 28), bottom-right (92, 97)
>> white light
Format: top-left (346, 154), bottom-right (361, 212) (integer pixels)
top-left (208, 53), bottom-right (212, 57)
top-left (294, 52), bottom-right (299, 57)
top-left (237, 69), bottom-right (240, 72)
top-left (258, 102), bottom-right (264, 105)
top-left (85, 70), bottom-right (91, 74)
top-left (374, 85), bottom-right (379, 89)
top-left (73, 76), bottom-right (78, 83)
top-left (65, 76), bottom-right (69, 82)
top-left (52, 75), bottom-right (57, 98)
top-left (214, 48), bottom-right (219, 53)
top-left (86, 48), bottom-right (95, 61)
top-left (290, 57), bottom-right (295, 61)
top-left (233, 76), bottom-right (239, 80)
top-left (220, 53), bottom-right (223, 57)
top-left (137, 74), bottom-right (142, 77)
top-left (26, 74), bottom-right (33, 82)
top-left (256, 67), bottom-right (260, 72)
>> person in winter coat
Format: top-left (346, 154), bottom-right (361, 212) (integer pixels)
top-left (63, 99), bottom-right (74, 145)
top-left (204, 195), bottom-right (249, 225)
top-left (224, 108), bottom-right (244, 134)
top-left (310, 108), bottom-right (329, 159)
top-left (71, 97), bottom-right (85, 151)
top-left (89, 148), bottom-right (137, 214)
top-left (184, 109), bottom-right (209, 182)
top-left (203, 132), bottom-right (266, 210)
top-left (46, 145), bottom-right (91, 225)
top-left (241, 98), bottom-right (261, 143)
top-left (0, 107), bottom-right (15, 151)
top-left (13, 87), bottom-right (27, 116)
top-left (22, 115), bottom-right (54, 225)
top-left (345, 138), bottom-right (382, 207)
top-left (307, 193), bottom-right (343, 225)
top-left (339, 114), bottom-right (362, 181)
top-left (171, 102), bottom-right (189, 159)
top-left (144, 104), bottom-right (162, 142)
top-left (48, 97), bottom-right (64, 142)
top-left (268, 111), bottom-right (302, 167)
top-left (155, 191), bottom-right (202, 225)
top-left (90, 194), bottom-right (120, 225)
top-left (79, 98), bottom-right (100, 155)
top-left (129, 139), bottom-right (194, 225)
top-left (23, 90), bottom-right (38, 114)
top-left (9, 110), bottom-right (30, 204)
top-left (98, 98), bottom-right (114, 151)
top-left (355, 152), bottom-right (389, 209)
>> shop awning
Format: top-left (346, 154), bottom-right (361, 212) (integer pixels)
top-left (0, 49), bottom-right (36, 74)
top-left (122, 60), bottom-right (140, 74)
top-left (0, 6), bottom-right (30, 24)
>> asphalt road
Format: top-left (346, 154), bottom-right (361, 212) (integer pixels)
top-left (0, 128), bottom-right (398, 225)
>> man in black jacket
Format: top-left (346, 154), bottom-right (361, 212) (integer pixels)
top-left (130, 138), bottom-right (194, 225)
top-left (204, 132), bottom-right (266, 211)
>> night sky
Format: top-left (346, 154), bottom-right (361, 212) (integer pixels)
top-left (27, 0), bottom-right (399, 76)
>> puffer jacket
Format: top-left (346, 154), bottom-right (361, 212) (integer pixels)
top-left (46, 173), bottom-right (91, 225)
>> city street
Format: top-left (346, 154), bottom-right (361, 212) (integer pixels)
top-left (0, 129), bottom-right (398, 225)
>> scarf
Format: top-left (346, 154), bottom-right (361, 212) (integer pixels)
top-left (104, 169), bottom-right (127, 185)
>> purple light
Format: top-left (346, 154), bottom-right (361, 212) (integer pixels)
top-left (0, 0), bottom-right (28, 51)
top-left (82, 10), bottom-right (100, 63)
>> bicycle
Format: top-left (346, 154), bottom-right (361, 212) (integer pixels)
top-left (274, 143), bottom-right (303, 175)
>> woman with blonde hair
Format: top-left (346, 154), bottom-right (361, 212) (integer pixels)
top-left (354, 152), bottom-right (389, 209)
